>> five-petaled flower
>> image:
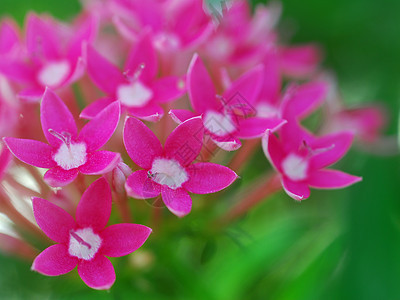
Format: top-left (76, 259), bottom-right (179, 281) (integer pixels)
top-left (123, 116), bottom-right (238, 217)
top-left (3, 88), bottom-right (121, 187)
top-left (81, 31), bottom-right (185, 122)
top-left (263, 121), bottom-right (362, 200)
top-left (31, 177), bottom-right (152, 290)
top-left (170, 54), bottom-right (286, 151)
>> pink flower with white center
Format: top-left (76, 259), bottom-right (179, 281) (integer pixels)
top-left (170, 54), bottom-right (286, 151)
top-left (31, 177), bottom-right (152, 290)
top-left (111, 0), bottom-right (213, 51)
top-left (262, 121), bottom-right (362, 200)
top-left (0, 14), bottom-right (97, 102)
top-left (202, 0), bottom-right (276, 67)
top-left (81, 31), bottom-right (186, 122)
top-left (123, 116), bottom-right (238, 217)
top-left (3, 89), bottom-right (121, 187)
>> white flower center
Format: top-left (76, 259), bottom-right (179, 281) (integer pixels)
top-left (117, 81), bottom-right (153, 107)
top-left (37, 60), bottom-right (71, 87)
top-left (150, 158), bottom-right (188, 190)
top-left (203, 111), bottom-right (237, 137)
top-left (153, 32), bottom-right (181, 51)
top-left (68, 228), bottom-right (102, 261)
top-left (53, 142), bottom-right (87, 170)
top-left (281, 153), bottom-right (309, 181)
top-left (256, 103), bottom-right (279, 118)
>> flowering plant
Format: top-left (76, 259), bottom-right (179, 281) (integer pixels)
top-left (0, 0), bottom-right (389, 296)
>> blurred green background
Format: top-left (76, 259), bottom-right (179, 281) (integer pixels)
top-left (1, 0), bottom-right (399, 299)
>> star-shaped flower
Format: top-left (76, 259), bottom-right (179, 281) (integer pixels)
top-left (0, 14), bottom-right (97, 102)
top-left (3, 89), bottom-right (120, 187)
top-left (123, 116), bottom-right (238, 217)
top-left (31, 177), bottom-right (152, 290)
top-left (263, 121), bottom-right (361, 200)
top-left (81, 31), bottom-right (185, 122)
top-left (170, 54), bottom-right (286, 151)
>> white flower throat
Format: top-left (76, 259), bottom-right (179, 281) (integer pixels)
top-left (149, 158), bottom-right (189, 189)
top-left (49, 129), bottom-right (87, 170)
top-left (68, 228), bottom-right (102, 260)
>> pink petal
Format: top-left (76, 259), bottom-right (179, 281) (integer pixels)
top-left (151, 76), bottom-right (186, 103)
top-left (80, 98), bottom-right (114, 119)
top-left (279, 44), bottom-right (321, 77)
top-left (124, 31), bottom-right (157, 83)
top-left (0, 146), bottom-right (12, 179)
top-left (187, 54), bottom-right (219, 113)
top-left (76, 177), bottom-right (111, 231)
top-left (44, 167), bottom-right (78, 187)
top-left (236, 117), bottom-right (286, 139)
top-left (281, 177), bottom-right (310, 201)
top-left (0, 60), bottom-right (35, 83)
top-left (32, 197), bottom-right (76, 243)
top-left (308, 169), bottom-right (362, 189)
top-left (67, 16), bottom-right (98, 63)
top-left (259, 50), bottom-right (281, 104)
top-left (77, 255), bottom-right (115, 290)
top-left (26, 14), bottom-right (60, 60)
top-left (223, 65), bottom-right (264, 106)
top-left (86, 45), bottom-right (126, 94)
top-left (0, 20), bottom-right (19, 55)
top-left (17, 88), bottom-right (45, 103)
top-left (32, 244), bottom-right (77, 276)
top-left (78, 102), bottom-right (120, 152)
top-left (211, 135), bottom-right (242, 151)
top-left (62, 56), bottom-right (86, 87)
top-left (184, 162), bottom-right (237, 194)
top-left (100, 224), bottom-right (152, 257)
top-left (3, 137), bottom-right (55, 168)
top-left (79, 151), bottom-right (120, 175)
top-left (41, 88), bottom-right (77, 147)
top-left (126, 103), bottom-right (164, 122)
top-left (123, 117), bottom-right (163, 169)
top-left (281, 81), bottom-right (327, 120)
top-left (309, 131), bottom-right (354, 169)
top-left (161, 187), bottom-right (192, 217)
top-left (169, 109), bottom-right (198, 124)
top-left (261, 131), bottom-right (285, 172)
top-left (125, 170), bottom-right (161, 199)
top-left (164, 117), bottom-right (204, 166)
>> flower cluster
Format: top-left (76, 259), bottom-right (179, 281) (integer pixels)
top-left (0, 0), bottom-right (384, 290)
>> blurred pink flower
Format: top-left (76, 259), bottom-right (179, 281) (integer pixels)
top-left (82, 31), bottom-right (185, 122)
top-left (31, 177), bottom-right (152, 290)
top-left (0, 14), bottom-right (97, 102)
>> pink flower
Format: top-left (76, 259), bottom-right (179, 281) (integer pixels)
top-left (262, 121), bottom-right (361, 200)
top-left (252, 49), bottom-right (327, 120)
top-left (111, 0), bottom-right (213, 51)
top-left (81, 31), bottom-right (185, 122)
top-left (3, 89), bottom-right (120, 187)
top-left (123, 116), bottom-right (238, 217)
top-left (0, 14), bottom-right (97, 102)
top-left (170, 54), bottom-right (286, 151)
top-left (31, 177), bottom-right (152, 290)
